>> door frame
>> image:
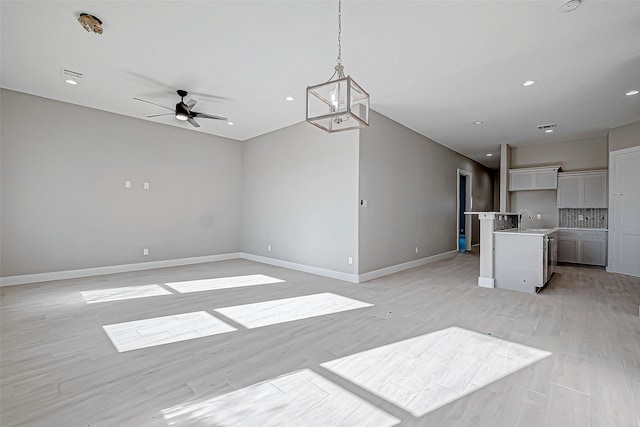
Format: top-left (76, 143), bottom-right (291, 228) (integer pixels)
top-left (457, 169), bottom-right (473, 251)
top-left (608, 145), bottom-right (640, 276)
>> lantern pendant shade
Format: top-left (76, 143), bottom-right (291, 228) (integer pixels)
top-left (306, 75), bottom-right (370, 133)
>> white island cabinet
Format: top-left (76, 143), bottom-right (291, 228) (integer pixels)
top-left (494, 229), bottom-right (557, 293)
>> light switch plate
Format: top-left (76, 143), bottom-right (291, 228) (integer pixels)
top-left (125, 180), bottom-right (131, 189)
top-left (143, 182), bottom-right (150, 190)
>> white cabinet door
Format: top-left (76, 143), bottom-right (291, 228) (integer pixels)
top-left (557, 171), bottom-right (607, 208)
top-left (580, 239), bottom-right (606, 266)
top-left (557, 238), bottom-right (579, 263)
top-left (534, 170), bottom-right (558, 189)
top-left (583, 173), bottom-right (607, 208)
top-left (557, 175), bottom-right (581, 208)
top-left (509, 171), bottom-right (534, 191)
top-left (610, 148), bottom-right (640, 277)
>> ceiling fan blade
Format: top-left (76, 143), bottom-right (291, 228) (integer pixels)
top-left (187, 117), bottom-right (201, 128)
top-left (192, 111), bottom-right (228, 121)
top-left (186, 99), bottom-right (198, 109)
top-left (146, 113), bottom-right (174, 118)
top-left (133, 97), bottom-right (174, 111)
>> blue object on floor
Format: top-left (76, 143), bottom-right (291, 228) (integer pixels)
top-left (458, 235), bottom-right (466, 252)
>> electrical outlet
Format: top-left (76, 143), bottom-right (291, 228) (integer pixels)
top-left (143, 182), bottom-right (150, 190)
top-left (579, 215), bottom-right (584, 221)
top-left (267, 244), bottom-right (271, 252)
top-left (125, 180), bottom-right (131, 189)
top-left (360, 199), bottom-right (368, 208)
top-left (143, 248), bottom-right (149, 256)
top-left (348, 256), bottom-right (353, 265)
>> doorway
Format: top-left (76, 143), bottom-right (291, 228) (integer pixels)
top-left (457, 169), bottom-right (472, 252)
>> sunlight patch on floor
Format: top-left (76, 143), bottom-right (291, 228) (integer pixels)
top-left (81, 284), bottom-right (172, 303)
top-left (161, 369), bottom-right (400, 426)
top-left (214, 292), bottom-right (373, 329)
top-left (165, 274), bottom-right (285, 293)
top-left (321, 326), bottom-right (551, 417)
top-left (103, 311), bottom-right (236, 352)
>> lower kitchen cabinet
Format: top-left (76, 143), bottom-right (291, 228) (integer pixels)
top-left (557, 229), bottom-right (607, 266)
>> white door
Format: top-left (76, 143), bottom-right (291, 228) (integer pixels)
top-left (609, 147), bottom-right (640, 277)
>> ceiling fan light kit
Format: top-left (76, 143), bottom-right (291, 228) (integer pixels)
top-left (306, 0), bottom-right (370, 133)
top-left (134, 90), bottom-right (228, 128)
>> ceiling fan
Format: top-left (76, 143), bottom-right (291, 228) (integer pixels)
top-left (134, 90), bottom-right (227, 128)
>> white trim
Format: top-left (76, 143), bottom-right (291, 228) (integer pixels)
top-left (1, 250), bottom-right (459, 287)
top-left (358, 250), bottom-right (458, 283)
top-left (240, 253), bottom-right (359, 283)
top-left (0, 253), bottom-right (242, 287)
top-left (478, 277), bottom-right (495, 288)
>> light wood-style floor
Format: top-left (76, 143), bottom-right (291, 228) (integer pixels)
top-left (1, 251), bottom-right (639, 426)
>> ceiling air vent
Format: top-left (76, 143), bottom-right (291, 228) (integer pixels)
top-left (61, 68), bottom-right (83, 81)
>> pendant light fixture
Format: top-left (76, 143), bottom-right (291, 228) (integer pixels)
top-left (306, 0), bottom-right (370, 133)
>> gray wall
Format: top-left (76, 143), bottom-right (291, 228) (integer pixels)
top-left (358, 111), bottom-right (493, 274)
top-left (242, 122), bottom-right (359, 274)
top-left (608, 120), bottom-right (640, 152)
top-left (509, 136), bottom-right (608, 228)
top-left (1, 90), bottom-right (243, 277)
top-left (511, 136), bottom-right (608, 171)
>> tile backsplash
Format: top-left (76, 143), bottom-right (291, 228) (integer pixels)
top-left (559, 208), bottom-right (608, 229)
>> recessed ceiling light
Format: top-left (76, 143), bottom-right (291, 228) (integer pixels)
top-left (65, 79), bottom-right (78, 85)
top-left (473, 121), bottom-right (484, 125)
top-left (545, 129), bottom-right (554, 133)
top-left (625, 90), bottom-right (639, 96)
top-left (227, 121), bottom-right (234, 126)
top-left (285, 96), bottom-right (294, 101)
top-left (522, 80), bottom-right (535, 87)
top-left (486, 153), bottom-right (493, 157)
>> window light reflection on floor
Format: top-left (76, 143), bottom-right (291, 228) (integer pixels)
top-left (161, 369), bottom-right (400, 426)
top-left (321, 326), bottom-right (551, 417)
top-left (165, 274), bottom-right (285, 293)
top-left (102, 311), bottom-right (236, 352)
top-left (81, 284), bottom-right (172, 303)
top-left (214, 292), bottom-right (373, 329)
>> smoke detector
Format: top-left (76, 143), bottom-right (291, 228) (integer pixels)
top-left (559, 0), bottom-right (581, 13)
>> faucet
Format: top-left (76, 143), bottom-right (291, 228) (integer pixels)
top-left (518, 208), bottom-right (533, 230)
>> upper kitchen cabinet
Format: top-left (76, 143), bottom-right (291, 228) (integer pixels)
top-left (509, 166), bottom-right (561, 191)
top-left (557, 170), bottom-right (607, 208)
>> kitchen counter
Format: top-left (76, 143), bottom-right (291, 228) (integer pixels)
top-left (556, 227), bottom-right (608, 231)
top-left (494, 228), bottom-right (557, 236)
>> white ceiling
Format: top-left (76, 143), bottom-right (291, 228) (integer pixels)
top-left (2, 1), bottom-right (639, 169)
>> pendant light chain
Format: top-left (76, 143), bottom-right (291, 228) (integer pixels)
top-left (337, 0), bottom-right (342, 65)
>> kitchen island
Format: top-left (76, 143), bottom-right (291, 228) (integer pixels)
top-left (494, 228), bottom-right (557, 293)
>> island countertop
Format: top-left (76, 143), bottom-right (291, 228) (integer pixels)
top-left (494, 228), bottom-right (557, 236)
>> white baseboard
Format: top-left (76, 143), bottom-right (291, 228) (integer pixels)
top-left (358, 250), bottom-right (458, 283)
top-left (478, 277), bottom-right (495, 288)
top-left (1, 250), bottom-right (460, 287)
top-left (240, 253), bottom-right (359, 283)
top-left (0, 253), bottom-right (242, 287)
